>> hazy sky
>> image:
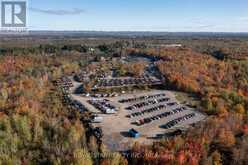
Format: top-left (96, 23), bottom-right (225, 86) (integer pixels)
top-left (26, 0), bottom-right (248, 32)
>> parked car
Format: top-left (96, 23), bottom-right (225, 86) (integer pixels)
top-left (91, 115), bottom-right (103, 123)
top-left (129, 128), bottom-right (140, 138)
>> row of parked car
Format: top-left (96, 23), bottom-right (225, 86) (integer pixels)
top-left (93, 76), bottom-right (161, 89)
top-left (88, 99), bottom-right (117, 114)
top-left (54, 76), bottom-right (73, 88)
top-left (74, 72), bottom-right (89, 82)
top-left (161, 113), bottom-right (196, 129)
top-left (55, 76), bottom-right (104, 143)
top-left (136, 111), bottom-right (172, 126)
top-left (54, 77), bottom-right (86, 113)
top-left (82, 92), bottom-right (119, 98)
top-left (167, 102), bottom-right (178, 106)
top-left (119, 93), bottom-right (166, 103)
top-left (126, 97), bottom-right (170, 110)
top-left (70, 100), bottom-right (86, 113)
top-left (88, 123), bottom-right (103, 143)
top-left (127, 105), bottom-right (166, 118)
top-left (135, 106), bottom-right (188, 126)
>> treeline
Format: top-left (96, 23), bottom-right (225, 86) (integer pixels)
top-left (183, 39), bottom-right (248, 60)
top-left (0, 44), bottom-right (89, 55)
top-left (0, 39), bottom-right (150, 57)
top-left (0, 40), bottom-right (130, 56)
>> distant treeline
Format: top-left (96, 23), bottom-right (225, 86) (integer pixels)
top-left (0, 44), bottom-right (89, 55)
top-left (0, 40), bottom-right (150, 56)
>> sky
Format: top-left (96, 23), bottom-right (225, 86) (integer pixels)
top-left (24, 0), bottom-right (248, 32)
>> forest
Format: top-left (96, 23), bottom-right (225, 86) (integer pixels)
top-left (0, 35), bottom-right (248, 165)
top-left (0, 54), bottom-right (127, 164)
top-left (128, 46), bottom-right (248, 165)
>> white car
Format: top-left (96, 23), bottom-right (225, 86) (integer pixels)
top-left (91, 116), bottom-right (103, 123)
top-left (105, 108), bottom-right (116, 114)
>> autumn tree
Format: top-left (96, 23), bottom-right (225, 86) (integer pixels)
top-left (211, 150), bottom-right (222, 165)
top-left (234, 104), bottom-right (246, 114)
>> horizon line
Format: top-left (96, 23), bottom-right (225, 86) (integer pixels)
top-left (26, 30), bottom-right (248, 33)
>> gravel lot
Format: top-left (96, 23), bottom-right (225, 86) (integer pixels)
top-left (69, 78), bottom-right (206, 151)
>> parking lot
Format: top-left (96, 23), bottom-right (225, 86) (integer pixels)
top-left (67, 77), bottom-right (206, 151)
top-left (79, 90), bottom-right (205, 151)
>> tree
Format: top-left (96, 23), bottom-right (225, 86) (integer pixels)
top-left (0, 88), bottom-right (8, 108)
top-left (73, 149), bottom-right (93, 165)
top-left (211, 150), bottom-right (222, 165)
top-left (216, 104), bottom-right (228, 117)
top-left (202, 99), bottom-right (214, 114)
top-left (234, 104), bottom-right (245, 114)
top-left (216, 129), bottom-right (235, 147)
top-left (11, 115), bottom-right (32, 143)
top-left (243, 124), bottom-right (248, 135)
top-left (177, 150), bottom-right (186, 165)
top-left (101, 152), bottom-right (128, 165)
top-left (129, 62), bottom-right (147, 77)
top-left (98, 44), bottom-right (111, 54)
top-left (89, 136), bottom-right (98, 154)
